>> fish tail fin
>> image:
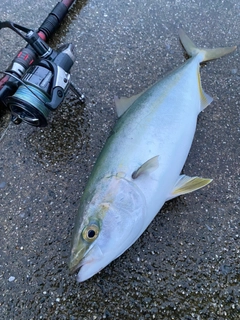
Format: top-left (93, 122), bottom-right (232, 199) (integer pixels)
top-left (179, 29), bottom-right (237, 63)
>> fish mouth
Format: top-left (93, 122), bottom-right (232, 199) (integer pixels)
top-left (69, 245), bottom-right (87, 275)
top-left (69, 244), bottom-right (105, 281)
top-left (69, 259), bottom-right (82, 275)
top-left (69, 257), bottom-right (93, 281)
top-left (69, 243), bottom-right (100, 274)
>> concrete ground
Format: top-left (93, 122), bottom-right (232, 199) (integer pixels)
top-left (0, 0), bottom-right (239, 319)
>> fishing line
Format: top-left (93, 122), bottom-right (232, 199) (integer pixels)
top-left (2, 71), bottom-right (47, 104)
top-left (12, 85), bottom-right (50, 119)
top-left (2, 71), bottom-right (50, 125)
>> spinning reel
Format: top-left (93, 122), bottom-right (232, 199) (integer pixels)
top-left (0, 1), bottom-right (84, 127)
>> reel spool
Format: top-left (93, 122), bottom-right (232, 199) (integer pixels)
top-left (6, 64), bottom-right (52, 127)
top-left (8, 85), bottom-right (50, 127)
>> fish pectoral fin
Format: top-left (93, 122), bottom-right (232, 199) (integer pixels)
top-left (132, 155), bottom-right (159, 179)
top-left (167, 175), bottom-right (212, 200)
top-left (114, 88), bottom-right (148, 117)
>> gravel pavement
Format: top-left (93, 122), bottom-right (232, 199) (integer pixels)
top-left (0, 0), bottom-right (239, 319)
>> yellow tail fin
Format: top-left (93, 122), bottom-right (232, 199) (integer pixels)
top-left (179, 29), bottom-right (237, 63)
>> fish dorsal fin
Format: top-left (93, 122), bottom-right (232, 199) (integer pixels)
top-left (114, 93), bottom-right (142, 117)
top-left (114, 87), bottom-right (149, 117)
top-left (132, 156), bottom-right (159, 179)
top-left (167, 174), bottom-right (212, 200)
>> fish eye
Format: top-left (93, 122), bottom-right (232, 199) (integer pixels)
top-left (82, 224), bottom-right (99, 242)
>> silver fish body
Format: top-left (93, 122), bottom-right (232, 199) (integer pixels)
top-left (70, 30), bottom-right (236, 282)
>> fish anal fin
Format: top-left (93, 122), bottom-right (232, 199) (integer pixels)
top-left (167, 175), bottom-right (212, 200)
top-left (132, 156), bottom-right (159, 179)
top-left (200, 89), bottom-right (213, 110)
top-left (197, 72), bottom-right (213, 110)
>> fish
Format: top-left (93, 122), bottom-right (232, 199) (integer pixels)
top-left (69, 29), bottom-right (236, 282)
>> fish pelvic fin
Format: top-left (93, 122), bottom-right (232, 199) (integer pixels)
top-left (179, 29), bottom-right (237, 63)
top-left (167, 175), bottom-right (212, 201)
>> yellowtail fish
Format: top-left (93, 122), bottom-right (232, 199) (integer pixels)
top-left (69, 30), bottom-right (236, 282)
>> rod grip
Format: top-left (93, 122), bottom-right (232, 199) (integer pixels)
top-left (38, 2), bottom-right (69, 40)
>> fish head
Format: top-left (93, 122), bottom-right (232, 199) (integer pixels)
top-left (69, 174), bottom-right (146, 282)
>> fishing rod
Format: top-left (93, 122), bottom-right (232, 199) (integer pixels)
top-left (0, 0), bottom-right (84, 127)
